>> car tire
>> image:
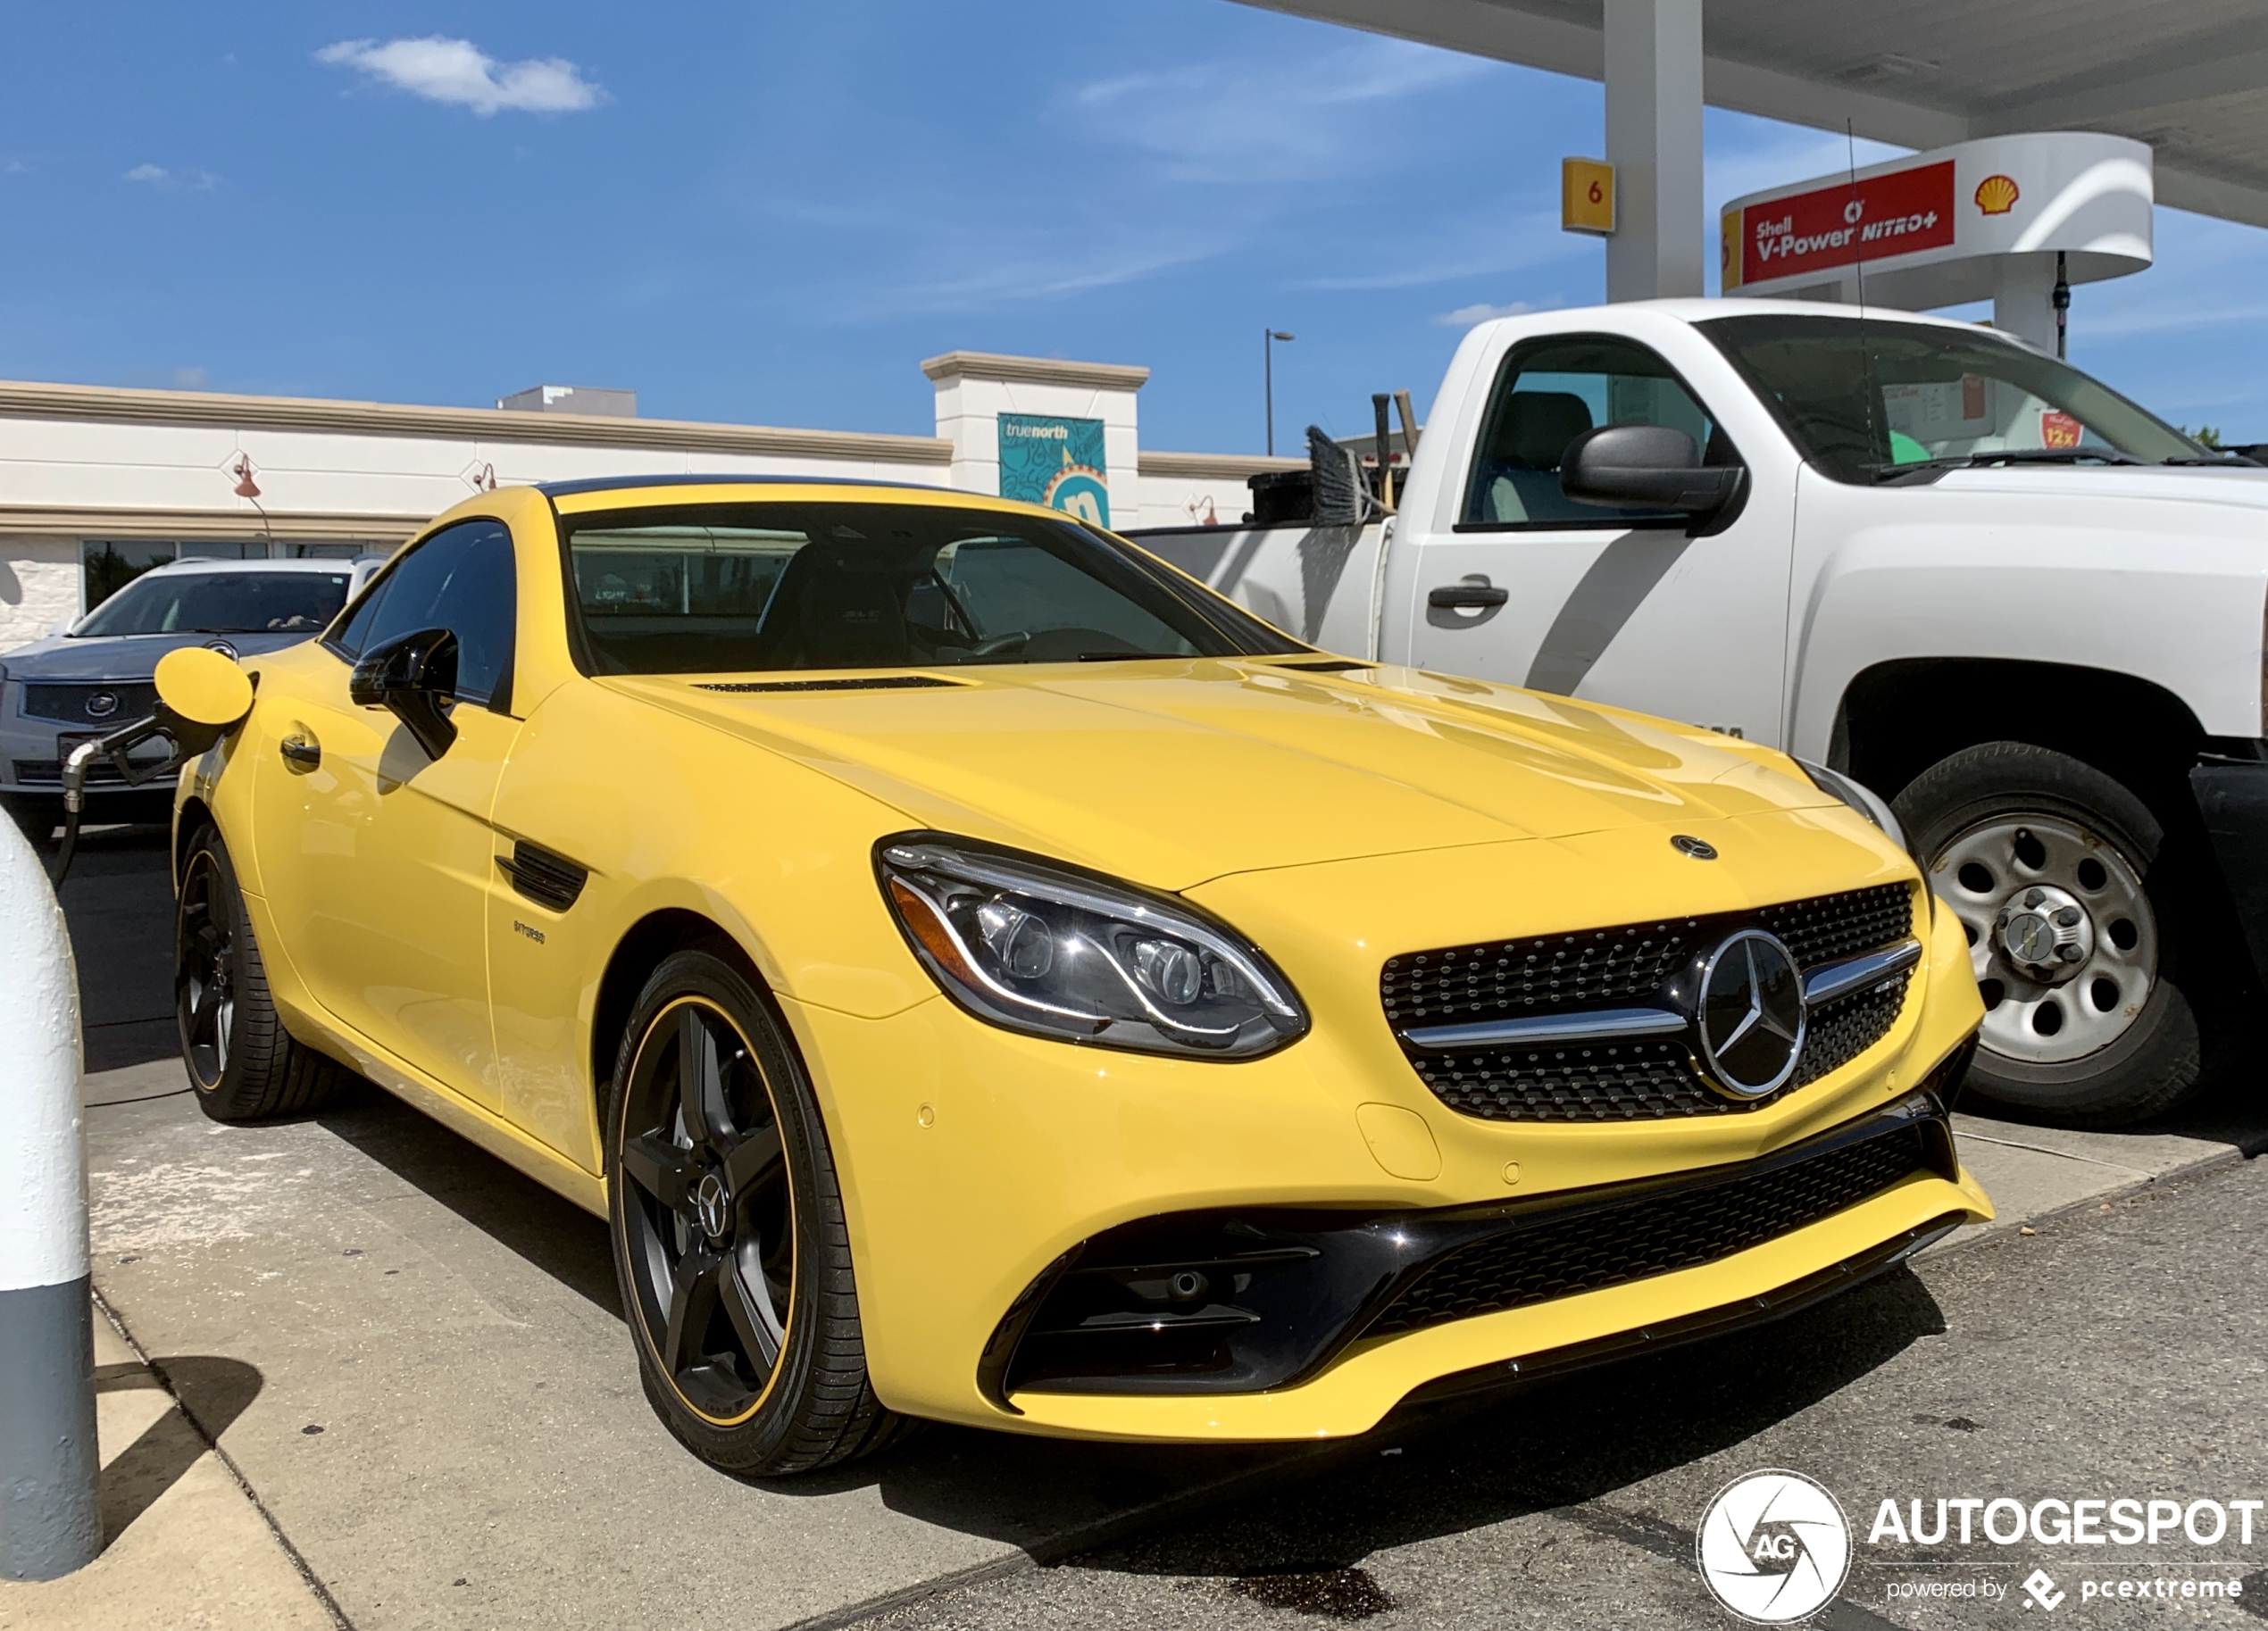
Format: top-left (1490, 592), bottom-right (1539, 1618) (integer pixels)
top-left (605, 950), bottom-right (913, 1477)
top-left (1893, 742), bottom-right (2202, 1128)
top-left (175, 825), bottom-right (354, 1121)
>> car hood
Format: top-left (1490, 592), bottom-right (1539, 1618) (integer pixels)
top-left (0, 629), bottom-right (313, 680)
top-left (1933, 462), bottom-right (2268, 512)
top-left (607, 660), bottom-right (1845, 890)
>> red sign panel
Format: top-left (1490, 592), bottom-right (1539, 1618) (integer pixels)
top-left (1739, 161), bottom-right (1955, 286)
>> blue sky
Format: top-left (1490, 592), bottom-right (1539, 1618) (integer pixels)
top-left (4, 2), bottom-right (2266, 452)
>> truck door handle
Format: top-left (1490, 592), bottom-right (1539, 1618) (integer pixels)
top-left (1428, 579), bottom-right (1509, 610)
top-left (279, 734), bottom-right (321, 770)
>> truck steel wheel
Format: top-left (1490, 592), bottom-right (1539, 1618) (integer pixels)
top-left (1894, 743), bottom-right (2200, 1128)
top-left (175, 826), bottom-right (352, 1122)
top-left (605, 951), bottom-right (909, 1477)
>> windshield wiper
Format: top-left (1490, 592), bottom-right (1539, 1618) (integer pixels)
top-left (1075, 651), bottom-right (1187, 662)
top-left (1872, 448), bottom-right (2144, 482)
top-left (2162, 454), bottom-right (2262, 467)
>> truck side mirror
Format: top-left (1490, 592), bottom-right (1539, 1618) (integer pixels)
top-left (1561, 424), bottom-right (1743, 517)
top-left (350, 627), bottom-right (460, 761)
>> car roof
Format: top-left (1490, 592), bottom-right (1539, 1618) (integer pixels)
top-left (137, 555), bottom-right (376, 576)
top-left (535, 473), bottom-right (952, 499)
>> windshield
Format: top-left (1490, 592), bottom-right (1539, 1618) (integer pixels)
top-left (73, 570), bottom-right (354, 637)
top-left (1697, 314), bottom-right (2203, 484)
top-left (561, 501), bottom-right (1304, 675)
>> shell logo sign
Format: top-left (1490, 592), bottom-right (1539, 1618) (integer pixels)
top-left (1974, 174), bottom-right (2021, 215)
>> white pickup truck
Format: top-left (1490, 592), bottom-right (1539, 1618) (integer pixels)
top-left (1127, 298), bottom-right (2268, 1128)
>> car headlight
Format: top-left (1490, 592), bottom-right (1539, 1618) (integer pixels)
top-left (1797, 758), bottom-right (1910, 854)
top-left (877, 836), bottom-right (1308, 1060)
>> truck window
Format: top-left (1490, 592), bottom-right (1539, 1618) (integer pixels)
top-left (1695, 312), bottom-right (2202, 484)
top-left (1460, 335), bottom-right (1730, 528)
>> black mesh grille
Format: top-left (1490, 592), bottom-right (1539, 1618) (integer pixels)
top-left (1364, 1126), bottom-right (1930, 1337)
top-left (1793, 976), bottom-right (1911, 1088)
top-left (1759, 884), bottom-right (1913, 969)
top-left (19, 682), bottom-right (160, 726)
top-left (1380, 920), bottom-right (1705, 1028)
top-left (1380, 884), bottom-right (1911, 1030)
top-left (1382, 884), bottom-right (1916, 1123)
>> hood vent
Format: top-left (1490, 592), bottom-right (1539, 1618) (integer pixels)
top-left (695, 675), bottom-right (964, 694)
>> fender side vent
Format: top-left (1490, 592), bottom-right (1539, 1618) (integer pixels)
top-left (497, 841), bottom-right (588, 911)
top-left (694, 675), bottom-right (963, 694)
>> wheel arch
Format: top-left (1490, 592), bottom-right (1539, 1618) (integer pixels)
top-left (174, 794), bottom-right (216, 886)
top-left (588, 908), bottom-right (769, 1108)
top-left (1830, 658), bottom-right (2206, 805)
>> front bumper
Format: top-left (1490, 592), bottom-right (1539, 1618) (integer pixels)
top-left (786, 827), bottom-right (1991, 1443)
top-left (2192, 745), bottom-right (2268, 989)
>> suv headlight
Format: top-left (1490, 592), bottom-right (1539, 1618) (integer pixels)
top-left (877, 836), bottom-right (1308, 1060)
top-left (1797, 758), bottom-right (1910, 854)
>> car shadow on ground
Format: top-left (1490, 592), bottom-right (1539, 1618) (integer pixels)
top-left (311, 1078), bottom-right (626, 1317)
top-left (1051, 1266), bottom-right (1947, 1578)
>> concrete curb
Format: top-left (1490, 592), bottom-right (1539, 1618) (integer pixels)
top-left (1926, 1138), bottom-right (2248, 1260)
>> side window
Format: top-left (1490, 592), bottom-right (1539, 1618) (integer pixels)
top-left (337, 520), bottom-right (518, 709)
top-left (1460, 335), bottom-right (1733, 528)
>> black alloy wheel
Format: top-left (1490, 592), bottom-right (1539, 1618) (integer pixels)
top-left (606, 951), bottom-right (910, 1475)
top-left (173, 825), bottom-right (352, 1121)
top-left (177, 848), bottom-right (238, 1086)
top-left (616, 996), bottom-right (796, 1422)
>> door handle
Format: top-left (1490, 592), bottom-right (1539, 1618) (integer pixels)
top-left (1428, 579), bottom-right (1509, 610)
top-left (279, 734), bottom-right (321, 771)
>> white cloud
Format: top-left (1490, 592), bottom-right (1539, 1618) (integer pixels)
top-left (1438, 300), bottom-right (1538, 327)
top-left (124, 163), bottom-right (169, 183)
top-left (316, 37), bottom-right (605, 117)
top-left (1063, 37), bottom-right (1489, 185)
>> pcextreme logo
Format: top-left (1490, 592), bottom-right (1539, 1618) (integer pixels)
top-left (1697, 1469), bottom-right (1853, 1623)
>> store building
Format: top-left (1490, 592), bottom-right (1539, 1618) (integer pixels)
top-left (0, 354), bottom-right (1297, 652)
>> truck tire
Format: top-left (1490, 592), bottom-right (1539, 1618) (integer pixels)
top-left (1892, 742), bottom-right (2201, 1128)
top-left (176, 824), bottom-right (354, 1121)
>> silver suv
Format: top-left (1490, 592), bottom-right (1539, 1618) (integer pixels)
top-left (2, 555), bottom-right (383, 839)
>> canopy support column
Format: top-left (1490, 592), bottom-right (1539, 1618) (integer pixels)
top-left (1604, 0), bottom-right (1705, 302)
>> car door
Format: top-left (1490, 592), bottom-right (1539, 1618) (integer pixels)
top-left (252, 520), bottom-right (521, 1108)
top-left (1404, 331), bottom-right (1794, 745)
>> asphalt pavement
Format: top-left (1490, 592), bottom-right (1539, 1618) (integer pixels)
top-left (21, 824), bottom-right (2267, 1630)
top-left (875, 1154), bottom-right (2268, 1629)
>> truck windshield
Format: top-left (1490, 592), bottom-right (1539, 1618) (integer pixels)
top-left (1697, 313), bottom-right (2204, 484)
top-left (73, 570), bottom-right (353, 637)
top-left (560, 501), bottom-right (1304, 674)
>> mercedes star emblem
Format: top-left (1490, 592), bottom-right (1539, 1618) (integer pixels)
top-left (1696, 929), bottom-right (1807, 1099)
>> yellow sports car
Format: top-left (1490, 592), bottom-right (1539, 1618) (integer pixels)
top-left (155, 478), bottom-right (1989, 1477)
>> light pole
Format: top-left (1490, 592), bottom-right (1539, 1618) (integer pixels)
top-left (1264, 329), bottom-right (1295, 456)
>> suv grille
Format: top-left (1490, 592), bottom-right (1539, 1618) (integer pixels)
top-left (1382, 884), bottom-right (1914, 1123)
top-left (19, 682), bottom-right (159, 726)
top-left (1363, 1124), bottom-right (1930, 1337)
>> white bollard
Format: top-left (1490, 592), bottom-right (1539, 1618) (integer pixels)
top-left (0, 812), bottom-right (98, 1578)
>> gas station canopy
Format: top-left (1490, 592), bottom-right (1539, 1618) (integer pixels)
top-left (1239, 0), bottom-right (2268, 230)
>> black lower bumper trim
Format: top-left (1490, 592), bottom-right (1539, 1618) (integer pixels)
top-left (1400, 1211), bottom-right (1968, 1410)
top-left (992, 1044), bottom-right (1975, 1402)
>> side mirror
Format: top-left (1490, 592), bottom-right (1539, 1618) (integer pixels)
top-left (350, 627), bottom-right (459, 761)
top-left (153, 645), bottom-right (256, 759)
top-left (1560, 424), bottom-right (1743, 517)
